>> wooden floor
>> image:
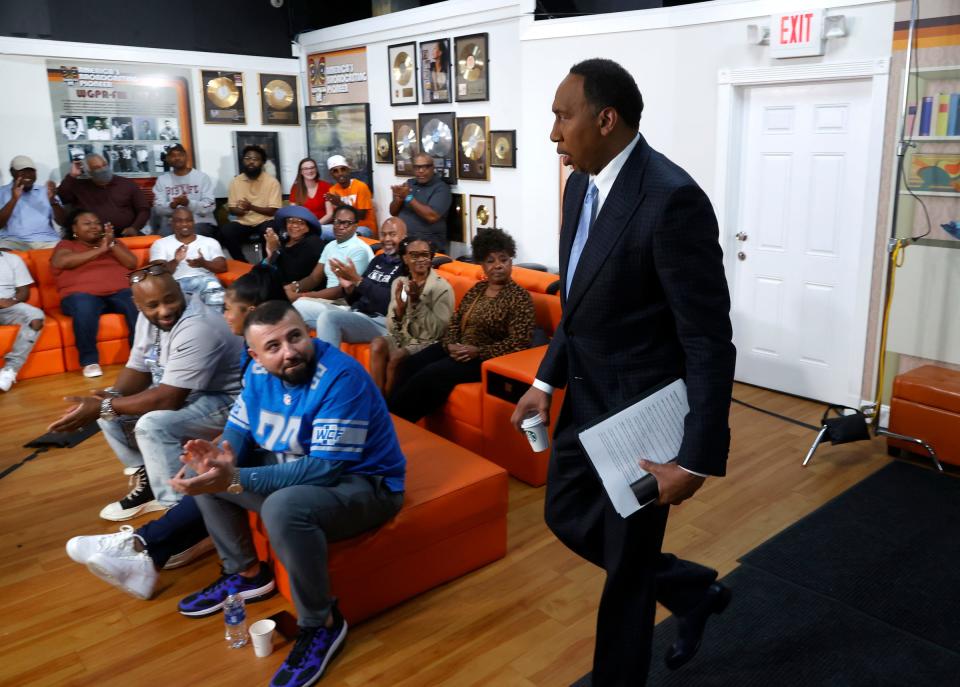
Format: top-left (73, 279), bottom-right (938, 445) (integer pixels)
top-left (0, 369), bottom-right (891, 686)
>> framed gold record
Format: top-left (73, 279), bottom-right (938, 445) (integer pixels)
top-left (387, 42), bottom-right (418, 106)
top-left (374, 132), bottom-right (394, 164)
top-left (418, 111), bottom-right (457, 182)
top-left (457, 116), bottom-right (489, 181)
top-left (259, 73), bottom-right (300, 126)
top-left (201, 70), bottom-right (245, 124)
top-left (489, 129), bottom-right (516, 168)
top-left (454, 33), bottom-right (489, 102)
top-left (392, 119), bottom-right (418, 177)
top-left (469, 194), bottom-right (495, 240)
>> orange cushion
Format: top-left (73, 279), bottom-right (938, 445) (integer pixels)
top-left (217, 260), bottom-right (253, 286)
top-left (51, 310), bottom-right (130, 345)
top-left (437, 271), bottom-right (477, 307)
top-left (440, 382), bottom-right (482, 427)
top-left (892, 365), bottom-right (960, 414)
top-left (0, 317), bottom-right (61, 353)
top-left (438, 261), bottom-right (483, 280)
top-left (511, 267), bottom-right (559, 294)
top-left (483, 345), bottom-right (548, 384)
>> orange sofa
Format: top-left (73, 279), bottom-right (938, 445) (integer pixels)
top-left (887, 365), bottom-right (960, 467)
top-left (249, 416), bottom-right (509, 624)
top-left (0, 251), bottom-right (65, 379)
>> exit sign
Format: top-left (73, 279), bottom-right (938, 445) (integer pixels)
top-left (771, 9), bottom-right (825, 58)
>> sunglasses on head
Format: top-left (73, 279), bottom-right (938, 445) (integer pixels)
top-left (128, 260), bottom-right (170, 284)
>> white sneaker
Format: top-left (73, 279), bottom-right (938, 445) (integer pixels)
top-left (99, 466), bottom-right (167, 522)
top-left (86, 550), bottom-right (158, 600)
top-left (82, 363), bottom-right (103, 378)
top-left (66, 524), bottom-right (142, 565)
top-left (0, 367), bottom-right (16, 392)
top-left (163, 537), bottom-right (216, 570)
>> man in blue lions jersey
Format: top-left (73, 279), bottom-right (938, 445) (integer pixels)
top-left (170, 300), bottom-right (405, 687)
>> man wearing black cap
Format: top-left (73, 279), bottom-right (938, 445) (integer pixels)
top-left (152, 144), bottom-right (217, 238)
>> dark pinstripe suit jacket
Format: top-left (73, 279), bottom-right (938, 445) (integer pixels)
top-left (537, 135), bottom-right (736, 476)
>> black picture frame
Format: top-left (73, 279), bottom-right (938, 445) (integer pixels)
top-left (393, 119), bottom-right (418, 177)
top-left (259, 73), bottom-right (300, 126)
top-left (453, 33), bottom-right (489, 102)
top-left (234, 131), bottom-right (280, 181)
top-left (201, 70), bottom-right (245, 124)
top-left (447, 192), bottom-right (466, 245)
top-left (374, 132), bottom-right (394, 164)
top-left (489, 129), bottom-right (516, 168)
top-left (304, 103), bottom-right (372, 188)
top-left (457, 115), bottom-right (489, 181)
top-left (418, 111), bottom-right (457, 183)
top-left (387, 41), bottom-right (418, 106)
top-left (419, 38), bottom-right (452, 104)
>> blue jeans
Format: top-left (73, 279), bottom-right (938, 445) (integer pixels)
top-left (98, 391), bottom-right (235, 505)
top-left (177, 275), bottom-right (225, 308)
top-left (60, 289), bottom-right (139, 366)
top-left (136, 496), bottom-right (208, 570)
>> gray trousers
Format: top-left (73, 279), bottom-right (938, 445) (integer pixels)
top-left (196, 471), bottom-right (404, 627)
top-left (0, 302), bottom-right (44, 373)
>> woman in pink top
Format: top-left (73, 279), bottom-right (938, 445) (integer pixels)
top-left (51, 209), bottom-right (139, 377)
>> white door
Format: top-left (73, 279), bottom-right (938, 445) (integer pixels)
top-left (730, 79), bottom-right (873, 405)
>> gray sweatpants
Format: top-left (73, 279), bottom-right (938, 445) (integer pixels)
top-left (0, 302), bottom-right (44, 373)
top-left (195, 471), bottom-right (404, 627)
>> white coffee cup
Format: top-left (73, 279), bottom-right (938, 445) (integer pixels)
top-left (249, 619), bottom-right (276, 658)
top-left (521, 412), bottom-right (549, 452)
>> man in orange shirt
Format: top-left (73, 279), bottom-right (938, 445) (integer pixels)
top-left (324, 155), bottom-right (376, 238)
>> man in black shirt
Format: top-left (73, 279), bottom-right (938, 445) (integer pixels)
top-left (293, 217), bottom-right (407, 347)
top-left (389, 154), bottom-right (451, 253)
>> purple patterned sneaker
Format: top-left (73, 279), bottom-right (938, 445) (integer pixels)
top-left (177, 563), bottom-right (275, 617)
top-left (270, 603), bottom-right (347, 687)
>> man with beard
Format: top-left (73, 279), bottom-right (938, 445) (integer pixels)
top-left (0, 155), bottom-right (65, 249)
top-left (170, 300), bottom-right (406, 687)
top-left (151, 143), bottom-right (217, 237)
top-left (47, 264), bottom-right (244, 522)
top-left (324, 155), bottom-right (376, 238)
top-left (220, 145), bottom-right (282, 261)
top-left (58, 154), bottom-right (149, 237)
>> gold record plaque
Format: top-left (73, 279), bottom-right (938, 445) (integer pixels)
top-left (489, 129), bottom-right (516, 168)
top-left (457, 116), bottom-right (489, 181)
top-left (393, 119), bottom-right (418, 176)
top-left (454, 33), bottom-right (489, 102)
top-left (388, 42), bottom-right (418, 106)
top-left (201, 70), bottom-right (245, 124)
top-left (259, 74), bottom-right (300, 126)
top-left (375, 132), bottom-right (394, 164)
top-left (469, 194), bottom-right (495, 239)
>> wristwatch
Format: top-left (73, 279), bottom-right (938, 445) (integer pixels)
top-left (227, 469), bottom-right (243, 495)
top-left (99, 397), bottom-right (117, 421)
top-left (405, 193), bottom-right (414, 204)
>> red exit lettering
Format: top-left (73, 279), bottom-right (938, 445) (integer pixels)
top-left (780, 12), bottom-right (814, 44)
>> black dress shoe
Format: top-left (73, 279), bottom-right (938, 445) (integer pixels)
top-left (664, 582), bottom-right (732, 670)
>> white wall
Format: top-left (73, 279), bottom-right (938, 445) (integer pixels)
top-left (0, 37), bottom-right (304, 198)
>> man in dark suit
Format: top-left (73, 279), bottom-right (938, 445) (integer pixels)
top-left (512, 59), bottom-right (737, 685)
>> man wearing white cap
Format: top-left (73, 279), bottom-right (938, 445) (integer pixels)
top-left (325, 155), bottom-right (376, 238)
top-left (0, 156), bottom-right (65, 250)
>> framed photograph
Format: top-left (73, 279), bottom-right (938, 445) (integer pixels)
top-left (489, 130), bottom-right (516, 168)
top-left (234, 131), bottom-right (280, 180)
top-left (374, 132), bottom-right (394, 164)
top-left (393, 119), bottom-right (418, 177)
top-left (419, 38), bottom-right (452, 104)
top-left (201, 70), bottom-right (246, 124)
top-left (447, 192), bottom-right (467, 245)
top-left (457, 116), bottom-right (489, 181)
top-left (387, 42), bottom-right (418, 106)
top-left (418, 111), bottom-right (457, 182)
top-left (469, 194), bottom-right (496, 239)
top-left (454, 33), bottom-right (489, 102)
top-left (259, 73), bottom-right (300, 126)
top-left (305, 104), bottom-right (372, 188)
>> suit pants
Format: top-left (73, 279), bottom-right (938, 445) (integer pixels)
top-left (219, 220), bottom-right (274, 262)
top-left (545, 403), bottom-right (717, 687)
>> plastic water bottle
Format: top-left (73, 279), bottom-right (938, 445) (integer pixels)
top-left (224, 587), bottom-right (248, 648)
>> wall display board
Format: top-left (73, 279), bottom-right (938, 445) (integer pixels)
top-left (419, 38), bottom-right (452, 104)
top-left (454, 33), bottom-right (489, 102)
top-left (388, 42), bottom-right (418, 106)
top-left (201, 70), bottom-right (246, 124)
top-left (393, 118), bottom-right (418, 177)
top-left (307, 47), bottom-right (368, 106)
top-left (305, 104), bottom-right (372, 188)
top-left (457, 116), bottom-right (489, 181)
top-left (47, 61), bottom-right (194, 179)
top-left (489, 130), bottom-right (516, 168)
top-left (469, 194), bottom-right (496, 238)
top-left (259, 74), bottom-right (300, 126)
top-left (374, 132), bottom-right (394, 164)
top-left (234, 131), bottom-right (281, 181)
top-left (418, 111), bottom-right (457, 182)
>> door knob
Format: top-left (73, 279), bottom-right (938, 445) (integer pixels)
top-left (736, 232), bottom-right (748, 242)
top-left (737, 251), bottom-right (746, 261)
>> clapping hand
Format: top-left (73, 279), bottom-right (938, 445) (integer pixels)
top-left (186, 248), bottom-right (206, 268)
top-left (46, 180), bottom-right (57, 202)
top-left (264, 228), bottom-right (281, 257)
top-left (237, 198), bottom-right (252, 212)
top-left (391, 184), bottom-right (408, 202)
top-left (47, 395), bottom-right (101, 433)
top-left (169, 439), bottom-right (237, 495)
top-left (393, 280), bottom-right (408, 318)
top-left (174, 243), bottom-right (188, 263)
top-left (329, 257), bottom-right (361, 288)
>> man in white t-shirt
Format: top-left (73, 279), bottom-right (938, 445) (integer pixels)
top-left (149, 207), bottom-right (227, 307)
top-left (0, 250), bottom-right (45, 391)
top-left (151, 144), bottom-right (217, 237)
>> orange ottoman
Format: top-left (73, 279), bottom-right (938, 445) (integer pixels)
top-left (888, 365), bottom-right (960, 466)
top-left (249, 415), bottom-right (508, 624)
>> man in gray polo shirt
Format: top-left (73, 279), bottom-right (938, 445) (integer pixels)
top-left (47, 263), bottom-right (243, 521)
top-left (390, 153), bottom-right (452, 253)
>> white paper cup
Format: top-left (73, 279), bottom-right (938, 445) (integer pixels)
top-left (521, 413), bottom-right (549, 452)
top-left (249, 619), bottom-right (276, 658)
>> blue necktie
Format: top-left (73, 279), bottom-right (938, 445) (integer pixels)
top-left (566, 181), bottom-right (598, 297)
